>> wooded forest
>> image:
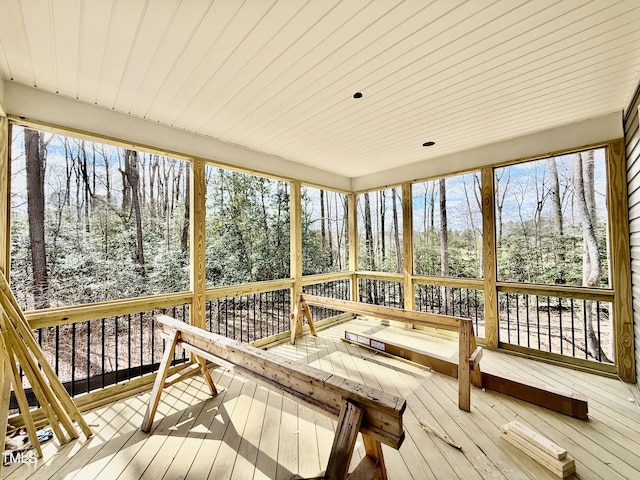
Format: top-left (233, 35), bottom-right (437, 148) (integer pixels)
top-left (9, 126), bottom-right (612, 361)
top-left (9, 127), bottom-right (347, 310)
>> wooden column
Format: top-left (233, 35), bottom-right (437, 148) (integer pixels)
top-left (607, 139), bottom-right (635, 382)
top-left (0, 117), bottom-right (9, 277)
top-left (290, 180), bottom-right (303, 337)
top-left (348, 192), bottom-right (359, 302)
top-left (482, 167), bottom-right (499, 348)
top-left (402, 184), bottom-right (415, 329)
top-left (189, 159), bottom-right (206, 330)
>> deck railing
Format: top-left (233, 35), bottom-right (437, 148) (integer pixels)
top-left (414, 282), bottom-right (485, 338)
top-left (302, 274), bottom-right (351, 321)
top-left (205, 289), bottom-right (290, 342)
top-left (13, 273), bottom-right (617, 414)
top-left (497, 286), bottom-right (614, 364)
top-left (356, 272), bottom-right (404, 309)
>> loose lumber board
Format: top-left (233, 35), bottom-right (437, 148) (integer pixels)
top-left (501, 422), bottom-right (576, 478)
top-left (343, 330), bottom-right (588, 420)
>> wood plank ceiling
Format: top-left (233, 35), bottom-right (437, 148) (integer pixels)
top-left (1, 0), bottom-right (640, 179)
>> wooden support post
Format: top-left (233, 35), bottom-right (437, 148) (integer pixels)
top-left (481, 167), bottom-right (498, 348)
top-left (325, 400), bottom-right (365, 480)
top-left (0, 117), bottom-right (9, 277)
top-left (607, 139), bottom-right (635, 382)
top-left (458, 319), bottom-right (471, 412)
top-left (290, 180), bottom-right (303, 343)
top-left (142, 330), bottom-right (180, 433)
top-left (189, 158), bottom-right (206, 333)
top-left (348, 193), bottom-right (359, 302)
top-left (402, 184), bottom-right (415, 325)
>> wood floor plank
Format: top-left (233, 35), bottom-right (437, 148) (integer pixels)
top-left (13, 317), bottom-right (640, 480)
top-left (208, 379), bottom-right (257, 479)
top-left (138, 369), bottom-right (225, 480)
top-left (156, 370), bottom-right (236, 480)
top-left (182, 374), bottom-right (245, 480)
top-left (253, 390), bottom-right (283, 480)
top-left (275, 397), bottom-right (299, 480)
top-left (229, 385), bottom-right (269, 480)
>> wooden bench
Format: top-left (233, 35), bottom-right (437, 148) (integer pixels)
top-left (142, 315), bottom-right (406, 480)
top-left (291, 294), bottom-right (482, 412)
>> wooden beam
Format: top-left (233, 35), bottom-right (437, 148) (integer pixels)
top-left (606, 139), bottom-right (635, 382)
top-left (402, 183), bottom-right (415, 313)
top-left (348, 193), bottom-right (359, 302)
top-left (482, 371), bottom-right (588, 421)
top-left (344, 330), bottom-right (458, 376)
top-left (190, 158), bottom-right (206, 331)
top-left (342, 330), bottom-right (588, 420)
top-left (0, 117), bottom-right (9, 278)
top-left (291, 180), bottom-right (303, 343)
top-left (325, 400), bottom-right (365, 480)
top-left (481, 167), bottom-right (499, 348)
top-left (25, 291), bottom-right (193, 330)
top-left (0, 333), bottom-right (12, 477)
top-left (300, 294), bottom-right (460, 331)
top-left (141, 329), bottom-right (181, 433)
top-left (458, 319), bottom-right (471, 411)
top-left (496, 282), bottom-right (614, 302)
top-left (501, 422), bottom-right (576, 478)
top-left (151, 315), bottom-right (406, 449)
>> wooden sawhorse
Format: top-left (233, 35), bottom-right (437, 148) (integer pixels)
top-left (142, 315), bottom-right (406, 480)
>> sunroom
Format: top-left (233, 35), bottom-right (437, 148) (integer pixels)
top-left (1, 1), bottom-right (640, 479)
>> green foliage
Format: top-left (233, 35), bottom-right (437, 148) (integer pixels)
top-left (205, 170), bottom-right (290, 286)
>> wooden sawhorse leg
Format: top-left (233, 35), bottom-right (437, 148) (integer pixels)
top-left (141, 329), bottom-right (218, 433)
top-left (319, 399), bottom-right (388, 480)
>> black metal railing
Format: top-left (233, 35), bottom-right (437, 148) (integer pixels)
top-left (498, 292), bottom-right (613, 363)
top-left (302, 279), bottom-right (350, 321)
top-left (415, 284), bottom-right (485, 338)
top-left (205, 289), bottom-right (290, 343)
top-left (12, 304), bottom-right (190, 407)
top-left (358, 278), bottom-right (404, 309)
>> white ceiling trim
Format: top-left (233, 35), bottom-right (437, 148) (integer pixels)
top-left (3, 81), bottom-right (351, 191)
top-left (352, 111), bottom-right (623, 192)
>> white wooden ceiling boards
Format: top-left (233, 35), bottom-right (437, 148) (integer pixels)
top-left (1, 0), bottom-right (639, 191)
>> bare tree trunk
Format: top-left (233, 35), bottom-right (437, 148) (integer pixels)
top-left (392, 188), bottom-right (401, 274)
top-left (124, 150), bottom-right (145, 275)
top-left (549, 158), bottom-right (565, 283)
top-left (100, 145), bottom-right (111, 205)
top-left (573, 152), bottom-right (608, 361)
top-left (380, 190), bottom-right (386, 266)
top-left (119, 150), bottom-right (130, 211)
top-left (364, 193), bottom-right (376, 303)
top-left (181, 163), bottom-right (190, 253)
top-left (320, 189), bottom-right (326, 252)
top-left (25, 129), bottom-right (50, 309)
top-left (495, 169), bottom-right (510, 241)
top-left (439, 179), bottom-right (450, 312)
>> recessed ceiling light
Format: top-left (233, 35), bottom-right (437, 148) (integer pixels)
top-left (353, 92), bottom-right (363, 99)
top-left (423, 141), bottom-right (435, 147)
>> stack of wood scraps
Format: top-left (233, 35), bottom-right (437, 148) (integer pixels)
top-left (0, 272), bottom-right (92, 475)
top-left (501, 420), bottom-right (575, 478)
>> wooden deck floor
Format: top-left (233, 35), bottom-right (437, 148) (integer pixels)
top-left (4, 317), bottom-right (640, 480)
